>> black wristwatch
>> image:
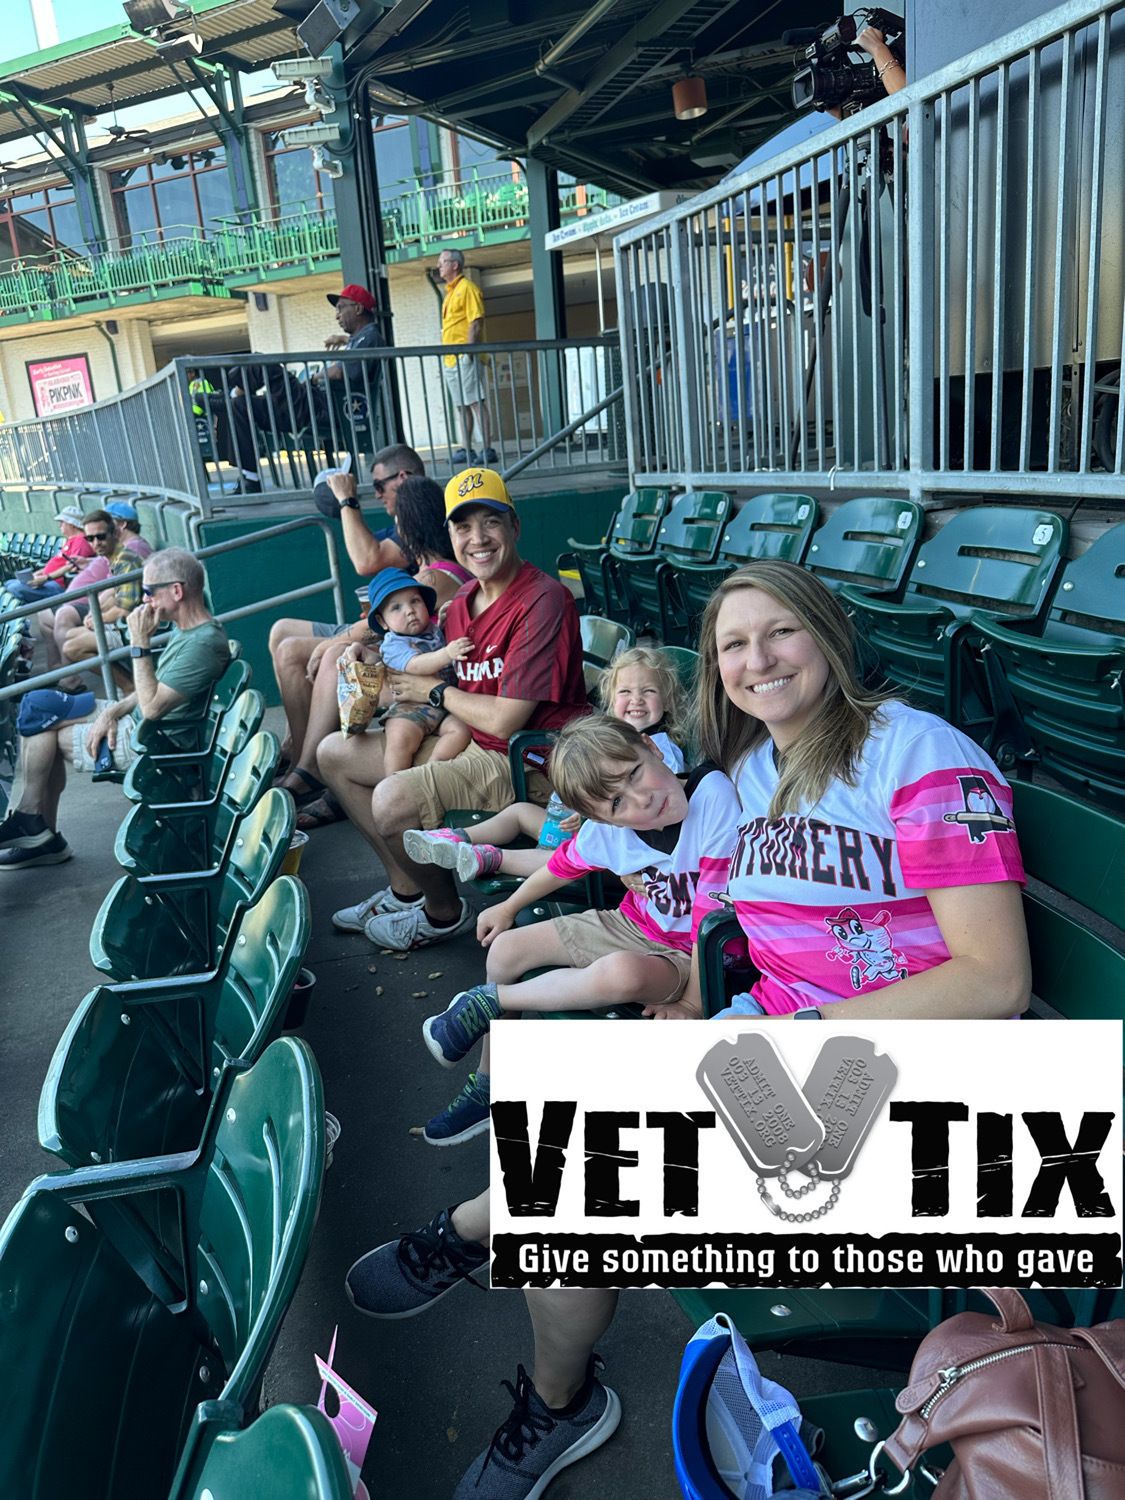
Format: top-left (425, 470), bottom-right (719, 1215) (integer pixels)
top-left (793, 1007), bottom-right (823, 1020)
top-left (428, 682), bottom-right (449, 709)
top-left (129, 646), bottom-right (153, 659)
top-left (340, 498), bottom-right (360, 510)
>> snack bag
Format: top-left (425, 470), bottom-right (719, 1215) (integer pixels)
top-left (337, 656), bottom-right (386, 735)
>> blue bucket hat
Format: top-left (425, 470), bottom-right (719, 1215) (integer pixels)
top-left (367, 567), bottom-right (436, 622)
top-left (17, 688), bottom-right (96, 737)
top-left (105, 500), bottom-right (139, 521)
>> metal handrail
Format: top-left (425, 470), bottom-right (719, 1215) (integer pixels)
top-left (0, 515), bottom-right (346, 705)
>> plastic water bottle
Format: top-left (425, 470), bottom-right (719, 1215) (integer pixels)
top-left (538, 791), bottom-right (576, 850)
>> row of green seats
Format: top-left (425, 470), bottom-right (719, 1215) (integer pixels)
top-left (562, 490), bottom-right (1125, 808)
top-left (1, 654), bottom-right (347, 1498)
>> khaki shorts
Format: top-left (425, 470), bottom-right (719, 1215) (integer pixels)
top-left (548, 906), bottom-right (692, 1006)
top-left (396, 735), bottom-right (550, 829)
top-left (70, 700), bottom-right (139, 773)
top-left (442, 352), bottom-right (488, 406)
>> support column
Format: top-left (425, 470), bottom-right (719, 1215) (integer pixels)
top-left (223, 69), bottom-right (259, 221)
top-left (326, 43), bottom-right (392, 342)
top-left (526, 155), bottom-right (566, 438)
top-left (64, 114), bottom-right (106, 252)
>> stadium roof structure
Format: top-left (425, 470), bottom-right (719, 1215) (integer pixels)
top-left (0, 0), bottom-right (300, 148)
top-left (0, 0), bottom-right (840, 190)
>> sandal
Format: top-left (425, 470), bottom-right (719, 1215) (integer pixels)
top-left (277, 767), bottom-right (326, 808)
top-left (296, 792), bottom-right (345, 830)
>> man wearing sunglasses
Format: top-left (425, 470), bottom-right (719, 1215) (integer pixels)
top-left (268, 443), bottom-right (422, 772)
top-left (37, 510), bottom-right (142, 682)
top-left (0, 548), bottom-right (229, 870)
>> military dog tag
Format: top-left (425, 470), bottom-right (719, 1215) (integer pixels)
top-left (800, 1037), bottom-right (897, 1180)
top-left (698, 1034), bottom-right (825, 1177)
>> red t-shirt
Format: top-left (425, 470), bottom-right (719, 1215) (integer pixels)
top-left (444, 561), bottom-right (587, 754)
top-left (42, 534), bottom-right (94, 578)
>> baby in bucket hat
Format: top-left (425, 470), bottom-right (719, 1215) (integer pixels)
top-left (346, 566), bottom-right (472, 774)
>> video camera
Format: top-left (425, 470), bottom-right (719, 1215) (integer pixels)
top-left (785, 9), bottom-right (905, 116)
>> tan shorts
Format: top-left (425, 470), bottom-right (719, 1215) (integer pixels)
top-left (547, 906), bottom-right (693, 1006)
top-left (396, 735), bottom-right (551, 829)
top-left (442, 352), bottom-right (488, 406)
top-left (69, 700), bottom-right (138, 773)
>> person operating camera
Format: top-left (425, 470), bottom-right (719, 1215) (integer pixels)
top-left (827, 26), bottom-right (907, 118)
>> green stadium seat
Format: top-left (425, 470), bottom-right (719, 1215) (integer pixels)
top-left (559, 488), bottom-right (672, 623)
top-left (580, 615), bottom-right (634, 696)
top-left (40, 875), bottom-right (309, 1168)
top-left (133, 655), bottom-right (251, 760)
top-left (805, 496), bottom-right (924, 593)
top-left (169, 1404), bottom-right (352, 1500)
top-left (0, 1037), bottom-right (324, 1500)
top-left (970, 524), bottom-right (1125, 804)
top-left (89, 787), bottom-right (295, 983)
top-left (670, 494), bottom-right (819, 643)
top-left (114, 729), bottom-right (280, 877)
top-left (841, 507), bottom-right (1067, 739)
top-left (124, 688), bottom-right (264, 805)
top-left (1010, 780), bottom-right (1125, 1024)
top-left (614, 490), bottom-right (733, 642)
top-left (662, 645), bottom-right (699, 698)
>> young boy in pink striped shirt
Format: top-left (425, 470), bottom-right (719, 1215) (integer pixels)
top-left (419, 716), bottom-right (739, 1109)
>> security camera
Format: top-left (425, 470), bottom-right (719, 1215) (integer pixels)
top-left (312, 147), bottom-right (343, 179)
top-left (280, 122), bottom-right (342, 148)
top-left (272, 56), bottom-right (335, 82)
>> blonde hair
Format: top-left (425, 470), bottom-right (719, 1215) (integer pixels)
top-left (598, 645), bottom-right (689, 747)
top-left (695, 560), bottom-right (890, 818)
top-left (549, 714), bottom-right (654, 819)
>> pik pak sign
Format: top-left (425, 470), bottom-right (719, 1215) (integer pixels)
top-left (489, 1021), bottom-right (1122, 1289)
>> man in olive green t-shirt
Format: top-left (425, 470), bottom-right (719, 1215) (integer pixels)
top-left (0, 548), bottom-right (229, 869)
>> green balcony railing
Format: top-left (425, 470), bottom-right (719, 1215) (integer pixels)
top-left (0, 167), bottom-right (619, 326)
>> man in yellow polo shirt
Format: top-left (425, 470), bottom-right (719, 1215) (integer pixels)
top-left (436, 247), bottom-right (497, 465)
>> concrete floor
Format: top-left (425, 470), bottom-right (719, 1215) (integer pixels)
top-left (0, 706), bottom-right (906, 1499)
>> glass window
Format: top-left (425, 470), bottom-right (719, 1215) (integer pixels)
top-left (0, 183), bottom-right (83, 259)
top-left (110, 145), bottom-right (227, 243)
top-left (195, 166), bottom-right (234, 224)
top-left (264, 128), bottom-right (329, 218)
top-left (373, 119), bottom-right (412, 187)
top-left (154, 175), bottom-right (198, 232)
top-left (452, 133), bottom-right (499, 175)
top-left (115, 187), bottom-right (158, 244)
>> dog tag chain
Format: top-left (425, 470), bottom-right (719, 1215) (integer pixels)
top-left (698, 1035), bottom-right (897, 1222)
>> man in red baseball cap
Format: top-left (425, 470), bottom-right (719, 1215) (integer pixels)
top-left (226, 282), bottom-right (385, 493)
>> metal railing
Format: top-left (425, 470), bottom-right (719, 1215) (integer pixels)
top-left (0, 172), bottom-right (618, 323)
top-left (0, 515), bottom-right (346, 706)
top-left (0, 340), bottom-right (627, 510)
top-left (615, 0), bottom-right (1125, 500)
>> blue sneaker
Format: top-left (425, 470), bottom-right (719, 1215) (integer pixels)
top-left (423, 982), bottom-right (502, 1067)
top-left (417, 1072), bottom-right (490, 1146)
top-left (345, 1205), bottom-right (488, 1319)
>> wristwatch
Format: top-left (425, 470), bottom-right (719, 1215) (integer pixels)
top-left (793, 1007), bottom-right (823, 1020)
top-left (428, 682), bottom-right (449, 709)
top-left (129, 646), bottom-right (153, 659)
top-left (340, 498), bottom-right (360, 510)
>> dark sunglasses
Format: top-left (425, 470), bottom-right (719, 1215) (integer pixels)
top-left (371, 471), bottom-right (405, 496)
top-left (142, 581), bottom-right (183, 597)
top-left (85, 531), bottom-right (111, 541)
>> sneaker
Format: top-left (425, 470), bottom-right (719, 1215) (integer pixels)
top-left (453, 1360), bottom-right (621, 1500)
top-left (416, 1072), bottom-right (491, 1146)
top-left (332, 887), bottom-right (423, 932)
top-left (403, 826), bottom-right (470, 869)
top-left (362, 897), bottom-right (475, 951)
top-left (404, 828), bottom-right (503, 883)
top-left (0, 832), bottom-right (71, 870)
top-left (451, 448), bottom-right (469, 463)
top-left (345, 1205), bottom-right (488, 1319)
top-left (424, 983), bottom-right (502, 1067)
top-left (482, 447), bottom-right (500, 464)
top-left (0, 810), bottom-right (48, 849)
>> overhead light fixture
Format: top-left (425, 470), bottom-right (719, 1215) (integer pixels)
top-left (672, 74), bottom-right (708, 122)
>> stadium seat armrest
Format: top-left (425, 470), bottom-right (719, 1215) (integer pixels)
top-left (24, 1150), bottom-right (198, 1202)
top-left (130, 865), bottom-right (223, 893)
top-left (105, 966), bottom-right (222, 1001)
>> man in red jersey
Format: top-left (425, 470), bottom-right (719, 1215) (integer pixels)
top-left (321, 467), bottom-right (587, 950)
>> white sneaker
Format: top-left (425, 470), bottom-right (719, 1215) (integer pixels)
top-left (403, 827), bottom-right (468, 872)
top-left (363, 898), bottom-right (475, 951)
top-left (332, 887), bottom-right (423, 932)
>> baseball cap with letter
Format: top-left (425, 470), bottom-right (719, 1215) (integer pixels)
top-left (444, 468), bottom-right (515, 522)
top-left (327, 284), bottom-right (376, 312)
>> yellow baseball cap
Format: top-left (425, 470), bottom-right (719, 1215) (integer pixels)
top-left (444, 467), bottom-right (515, 521)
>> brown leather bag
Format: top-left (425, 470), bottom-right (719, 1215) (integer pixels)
top-left (878, 1288), bottom-right (1125, 1499)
